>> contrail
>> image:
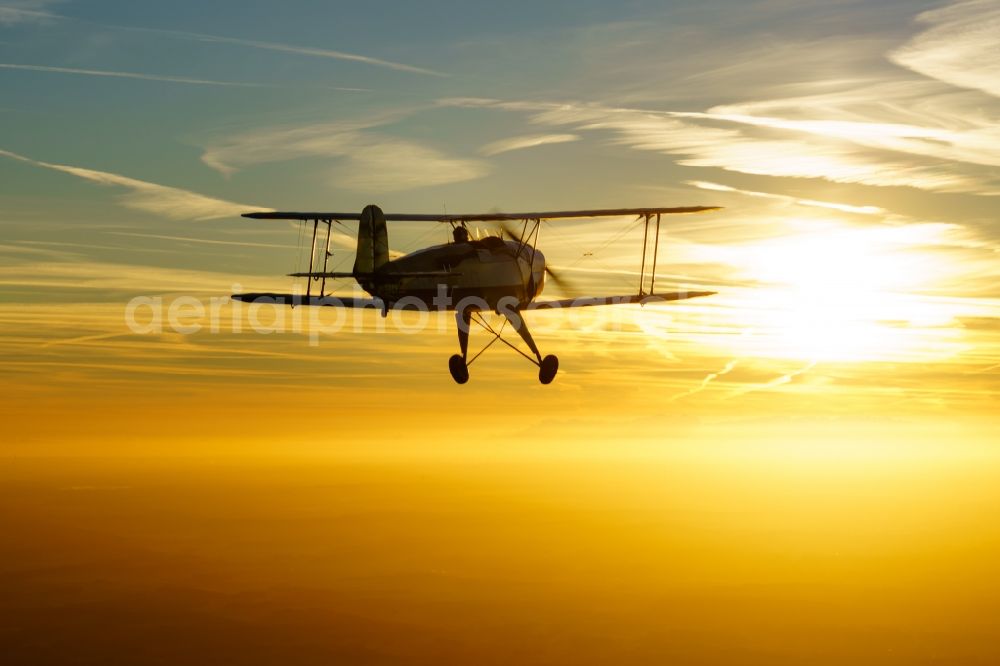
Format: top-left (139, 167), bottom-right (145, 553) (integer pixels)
top-left (727, 360), bottom-right (817, 398)
top-left (686, 180), bottom-right (886, 216)
top-left (670, 359), bottom-right (739, 401)
top-left (0, 62), bottom-right (265, 87)
top-left (0, 148), bottom-right (269, 220)
top-left (122, 27), bottom-right (448, 77)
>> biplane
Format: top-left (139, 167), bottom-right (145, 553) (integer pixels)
top-left (234, 205), bottom-right (719, 384)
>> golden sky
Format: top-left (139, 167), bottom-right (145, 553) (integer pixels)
top-left (2, 2), bottom-right (1000, 663)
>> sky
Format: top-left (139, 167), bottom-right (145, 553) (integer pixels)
top-left (2, 1), bottom-right (1000, 662)
top-left (1, 0), bottom-right (997, 454)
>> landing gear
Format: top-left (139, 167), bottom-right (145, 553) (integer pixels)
top-left (449, 309), bottom-right (472, 385)
top-left (448, 354), bottom-right (469, 384)
top-left (538, 354), bottom-right (559, 384)
top-left (450, 308), bottom-right (558, 384)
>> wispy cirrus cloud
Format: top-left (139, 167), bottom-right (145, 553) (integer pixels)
top-left (201, 115), bottom-right (488, 192)
top-left (0, 62), bottom-right (264, 87)
top-left (670, 359), bottom-right (739, 402)
top-left (442, 97), bottom-right (1000, 195)
top-left (0, 259), bottom-right (250, 293)
top-left (123, 27), bottom-right (446, 77)
top-left (479, 133), bottom-right (579, 156)
top-left (890, 0), bottom-right (1000, 99)
top-left (0, 0), bottom-right (60, 25)
top-left (727, 361), bottom-right (817, 398)
top-left (0, 148), bottom-right (268, 220)
top-left (334, 139), bottom-right (489, 191)
top-left (676, 106), bottom-right (1000, 171)
top-left (200, 117), bottom-right (389, 175)
top-left (2, 5), bottom-right (443, 76)
top-left (686, 180), bottom-right (887, 216)
top-left (106, 230), bottom-right (358, 252)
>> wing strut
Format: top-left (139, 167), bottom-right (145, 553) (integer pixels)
top-left (639, 212), bottom-right (664, 296)
top-left (306, 220), bottom-right (318, 299)
top-left (651, 212), bottom-right (662, 295)
top-left (320, 220), bottom-right (333, 296)
top-left (298, 218), bottom-right (338, 299)
top-left (639, 214), bottom-right (649, 295)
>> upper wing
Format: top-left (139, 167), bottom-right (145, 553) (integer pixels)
top-left (528, 291), bottom-right (716, 309)
top-left (242, 206), bottom-right (720, 223)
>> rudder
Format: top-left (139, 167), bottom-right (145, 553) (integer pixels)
top-left (353, 204), bottom-right (389, 275)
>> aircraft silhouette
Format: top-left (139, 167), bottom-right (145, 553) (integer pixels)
top-left (235, 204), bottom-right (718, 384)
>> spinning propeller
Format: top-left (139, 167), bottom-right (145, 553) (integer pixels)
top-left (498, 221), bottom-right (576, 296)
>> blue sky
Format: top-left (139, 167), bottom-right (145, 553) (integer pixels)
top-left (3, 0), bottom-right (998, 209)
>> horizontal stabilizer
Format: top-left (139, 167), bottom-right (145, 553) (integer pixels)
top-left (232, 293), bottom-right (455, 310)
top-left (529, 291), bottom-right (716, 309)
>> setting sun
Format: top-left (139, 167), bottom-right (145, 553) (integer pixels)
top-left (715, 221), bottom-right (970, 362)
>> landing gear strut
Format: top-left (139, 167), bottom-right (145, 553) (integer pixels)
top-left (449, 308), bottom-right (559, 385)
top-left (449, 309), bottom-right (472, 384)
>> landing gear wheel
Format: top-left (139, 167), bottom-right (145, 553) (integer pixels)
top-left (448, 354), bottom-right (469, 384)
top-left (538, 354), bottom-right (559, 385)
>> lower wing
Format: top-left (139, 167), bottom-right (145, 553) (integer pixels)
top-left (529, 291), bottom-right (715, 309)
top-left (233, 291), bottom-right (715, 309)
top-left (232, 293), bottom-right (380, 308)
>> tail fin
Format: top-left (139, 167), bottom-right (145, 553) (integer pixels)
top-left (353, 204), bottom-right (389, 275)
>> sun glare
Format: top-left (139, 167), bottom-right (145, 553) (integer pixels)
top-left (720, 221), bottom-right (967, 362)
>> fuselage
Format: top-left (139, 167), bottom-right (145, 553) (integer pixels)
top-left (358, 236), bottom-right (546, 310)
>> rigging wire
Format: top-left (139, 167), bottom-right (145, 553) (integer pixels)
top-left (324, 220), bottom-right (352, 287)
top-left (396, 221), bottom-right (447, 255)
top-left (542, 216), bottom-right (642, 292)
top-left (589, 215), bottom-right (647, 260)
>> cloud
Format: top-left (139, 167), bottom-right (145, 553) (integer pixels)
top-left (334, 138), bottom-right (489, 191)
top-left (201, 116), bottom-right (489, 191)
top-left (106, 231), bottom-right (299, 251)
top-left (0, 148), bottom-right (268, 220)
top-left (0, 0), bottom-right (59, 25)
top-left (670, 359), bottom-right (739, 401)
top-left (0, 259), bottom-right (250, 293)
top-left (457, 8), bottom-right (998, 194)
top-left (200, 117), bottom-right (387, 175)
top-left (441, 97), bottom-right (1000, 195)
top-left (686, 180), bottom-right (887, 216)
top-left (106, 230), bottom-right (357, 252)
top-left (676, 107), bottom-right (1000, 171)
top-left (0, 63), bottom-right (264, 87)
top-left (890, 0), bottom-right (1000, 99)
top-left (727, 361), bottom-right (817, 398)
top-left (125, 27), bottom-right (446, 77)
top-left (479, 133), bottom-right (579, 156)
